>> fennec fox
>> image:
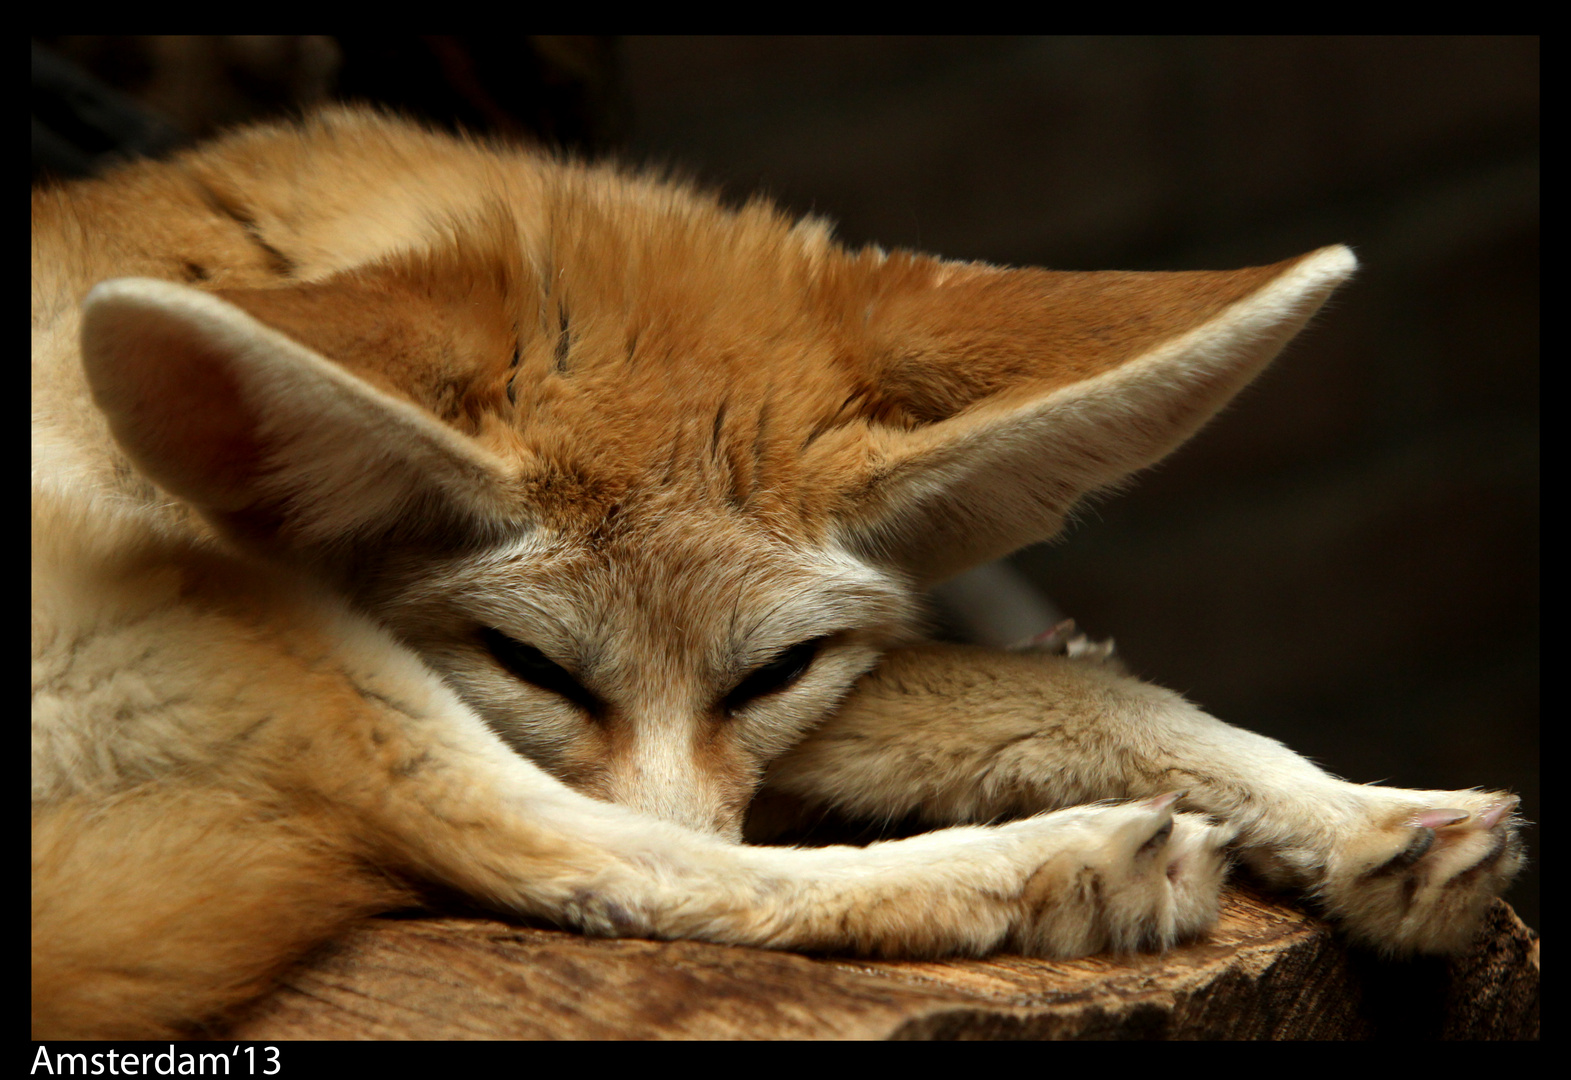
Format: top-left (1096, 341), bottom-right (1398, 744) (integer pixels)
top-left (32, 109), bottom-right (1522, 1039)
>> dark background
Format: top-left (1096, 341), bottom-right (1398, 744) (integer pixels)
top-left (34, 36), bottom-right (1538, 933)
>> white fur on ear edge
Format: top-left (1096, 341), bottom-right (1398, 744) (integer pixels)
top-left (839, 245), bottom-right (1359, 584)
top-left (80, 277), bottom-right (513, 545)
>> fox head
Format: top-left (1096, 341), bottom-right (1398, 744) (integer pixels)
top-left (78, 147), bottom-right (1355, 839)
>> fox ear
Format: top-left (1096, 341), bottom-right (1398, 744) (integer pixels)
top-left (830, 245), bottom-right (1357, 585)
top-left (79, 278), bottom-right (515, 560)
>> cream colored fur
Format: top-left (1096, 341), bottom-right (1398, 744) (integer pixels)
top-left (32, 108), bottom-right (1521, 1038)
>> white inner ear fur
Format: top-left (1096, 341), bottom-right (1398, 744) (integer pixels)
top-left (840, 245), bottom-right (1358, 584)
top-left (80, 277), bottom-right (513, 546)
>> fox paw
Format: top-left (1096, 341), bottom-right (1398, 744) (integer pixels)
top-left (1314, 789), bottom-right (1524, 955)
top-left (1003, 794), bottom-right (1233, 956)
top-left (1010, 618), bottom-right (1119, 666)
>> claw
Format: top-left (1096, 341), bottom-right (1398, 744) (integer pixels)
top-left (1409, 808), bottom-right (1470, 829)
top-left (1012, 619), bottom-right (1079, 653)
top-left (1009, 619), bottom-right (1118, 662)
top-left (1039, 618), bottom-right (1078, 643)
top-left (1478, 796), bottom-right (1519, 829)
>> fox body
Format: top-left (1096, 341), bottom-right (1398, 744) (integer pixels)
top-left (31, 109), bottom-right (1523, 1038)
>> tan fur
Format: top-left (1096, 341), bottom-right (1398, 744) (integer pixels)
top-left (32, 108), bottom-right (1520, 1038)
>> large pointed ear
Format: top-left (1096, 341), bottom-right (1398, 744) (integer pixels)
top-left (79, 277), bottom-right (519, 563)
top-left (830, 245), bottom-right (1357, 584)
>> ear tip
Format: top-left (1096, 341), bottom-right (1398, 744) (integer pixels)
top-left (81, 279), bottom-right (253, 361)
top-left (84, 276), bottom-right (187, 310)
top-left (81, 279), bottom-right (206, 340)
top-left (1304, 243), bottom-right (1359, 282)
top-left (1268, 244), bottom-right (1357, 308)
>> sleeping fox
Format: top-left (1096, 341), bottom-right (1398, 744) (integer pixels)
top-left (31, 108), bottom-right (1523, 1038)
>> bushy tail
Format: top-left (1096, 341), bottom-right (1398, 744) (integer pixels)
top-left (31, 784), bottom-right (409, 1039)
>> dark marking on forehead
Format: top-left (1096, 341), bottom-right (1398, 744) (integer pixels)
top-left (800, 389), bottom-right (865, 451)
top-left (589, 501), bottom-right (625, 547)
top-left (189, 175), bottom-right (297, 277)
top-left (710, 400), bottom-right (729, 460)
top-left (750, 403), bottom-right (771, 487)
top-left (554, 304), bottom-right (572, 373)
top-left (506, 344), bottom-right (522, 405)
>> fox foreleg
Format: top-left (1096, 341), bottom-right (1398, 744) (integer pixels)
top-left (333, 652), bottom-right (1234, 961)
top-left (763, 641), bottom-right (1524, 956)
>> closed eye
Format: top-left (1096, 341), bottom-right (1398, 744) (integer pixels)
top-left (723, 637), bottom-right (824, 715)
top-left (480, 627), bottom-right (601, 717)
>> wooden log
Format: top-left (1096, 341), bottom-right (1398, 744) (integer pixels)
top-left (225, 883), bottom-right (1538, 1040)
